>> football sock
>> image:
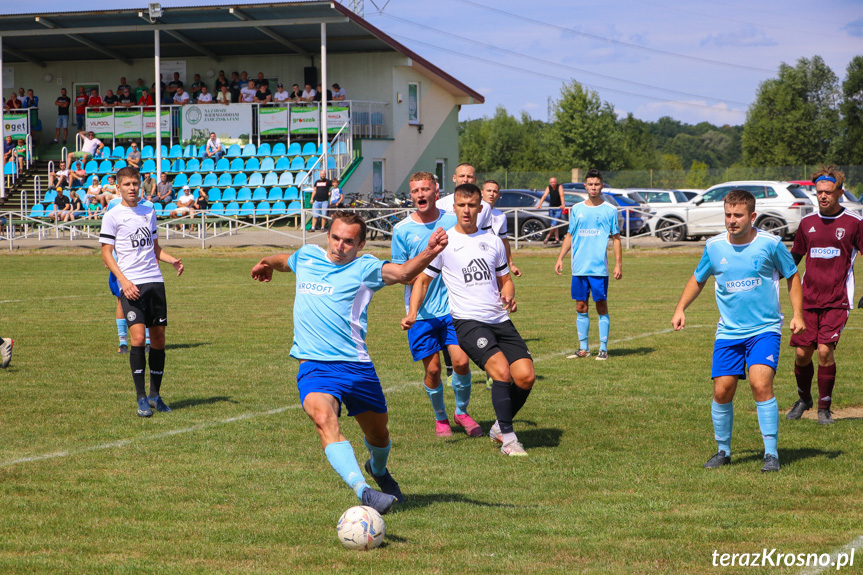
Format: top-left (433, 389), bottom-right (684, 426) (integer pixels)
top-left (116, 318), bottom-right (127, 344)
top-left (502, 431), bottom-right (518, 445)
top-left (451, 372), bottom-right (472, 416)
top-left (148, 348), bottom-right (165, 398)
top-left (711, 399), bottom-right (733, 456)
top-left (598, 314), bottom-right (610, 352)
top-left (424, 384), bottom-right (448, 422)
top-left (324, 441), bottom-right (369, 499)
top-left (145, 328), bottom-right (151, 347)
top-left (817, 363), bottom-right (836, 410)
top-left (794, 361), bottom-right (814, 403)
top-left (576, 312), bottom-right (590, 350)
top-left (130, 346), bottom-right (147, 400)
top-left (441, 348), bottom-right (453, 377)
top-left (510, 384), bottom-right (532, 417)
top-left (755, 397), bottom-right (779, 458)
top-left (490, 380), bottom-right (515, 434)
top-left (363, 438), bottom-right (391, 477)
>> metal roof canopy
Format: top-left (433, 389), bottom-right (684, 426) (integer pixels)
top-left (0, 1), bottom-right (483, 102)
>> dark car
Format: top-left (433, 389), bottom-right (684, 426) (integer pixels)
top-left (497, 189), bottom-right (555, 241)
top-left (562, 191), bottom-right (630, 235)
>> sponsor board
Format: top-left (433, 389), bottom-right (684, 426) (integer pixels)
top-left (259, 107), bottom-right (288, 136)
top-left (181, 104), bottom-right (251, 144)
top-left (143, 110), bottom-right (170, 138)
top-left (86, 111), bottom-right (114, 139)
top-left (2, 113), bottom-right (29, 138)
top-left (290, 106), bottom-right (319, 134)
top-left (114, 110), bottom-right (142, 139)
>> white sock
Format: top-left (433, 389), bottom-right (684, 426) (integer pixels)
top-left (502, 432), bottom-right (518, 445)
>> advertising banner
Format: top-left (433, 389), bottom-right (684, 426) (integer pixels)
top-left (290, 106), bottom-right (319, 134)
top-left (86, 111), bottom-right (114, 139)
top-left (259, 107), bottom-right (288, 136)
top-left (326, 106), bottom-right (350, 134)
top-left (181, 104), bottom-right (252, 145)
top-left (114, 110), bottom-right (142, 139)
top-left (143, 110), bottom-right (170, 138)
top-left (2, 113), bottom-right (29, 138)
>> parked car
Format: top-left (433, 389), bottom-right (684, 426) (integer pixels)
top-left (632, 188), bottom-right (702, 206)
top-left (497, 189), bottom-right (553, 241)
top-left (650, 181), bottom-right (813, 242)
top-left (790, 180), bottom-right (863, 214)
top-left (604, 188), bottom-right (652, 234)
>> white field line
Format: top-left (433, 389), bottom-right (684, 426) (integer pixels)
top-left (797, 535), bottom-right (863, 575)
top-left (0, 325), bottom-right (706, 469)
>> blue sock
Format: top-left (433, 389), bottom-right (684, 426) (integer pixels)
top-left (598, 314), bottom-right (610, 352)
top-left (424, 384), bottom-right (448, 421)
top-left (145, 327), bottom-right (151, 346)
top-left (451, 372), bottom-right (472, 416)
top-left (711, 400), bottom-right (733, 456)
top-left (756, 397), bottom-right (779, 458)
top-left (576, 312), bottom-right (590, 350)
top-left (324, 441), bottom-right (369, 499)
top-left (363, 438), bottom-right (391, 476)
top-left (116, 319), bottom-right (127, 343)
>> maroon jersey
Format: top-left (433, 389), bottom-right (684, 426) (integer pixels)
top-left (791, 208), bottom-right (863, 309)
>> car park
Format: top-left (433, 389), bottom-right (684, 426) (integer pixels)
top-left (790, 180), bottom-right (863, 215)
top-left (497, 189), bottom-right (554, 241)
top-left (632, 188), bottom-right (702, 206)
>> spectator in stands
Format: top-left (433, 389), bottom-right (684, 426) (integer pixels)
top-left (196, 85), bottom-right (213, 104)
top-left (127, 142), bottom-right (141, 170)
top-left (103, 89), bottom-right (119, 107)
top-left (151, 74), bottom-right (167, 98)
top-left (134, 78), bottom-right (147, 102)
top-left (217, 85), bottom-right (231, 105)
top-left (313, 84), bottom-right (332, 103)
top-left (173, 86), bottom-right (190, 106)
top-left (48, 191), bottom-right (72, 222)
top-left (273, 83), bottom-right (290, 104)
top-left (137, 87), bottom-right (154, 108)
top-left (240, 80), bottom-right (256, 103)
top-left (117, 87), bottom-right (135, 108)
top-left (4, 92), bottom-right (21, 110)
top-left (117, 77), bottom-right (131, 94)
top-left (254, 82), bottom-right (273, 105)
top-left (190, 74), bottom-right (203, 101)
top-left (13, 139), bottom-right (27, 172)
top-left (330, 178), bottom-right (343, 207)
top-left (331, 83), bottom-right (346, 101)
top-left (70, 131), bottom-right (104, 163)
top-left (170, 185), bottom-right (195, 218)
top-left (205, 132), bottom-right (223, 160)
top-left (68, 192), bottom-right (85, 221)
top-left (239, 71), bottom-right (250, 90)
top-left (49, 161), bottom-right (70, 189)
top-left (229, 72), bottom-right (241, 102)
top-left (17, 88), bottom-right (26, 105)
top-left (167, 72), bottom-right (183, 97)
top-left (289, 84), bottom-right (302, 101)
top-left (142, 173), bottom-right (157, 202)
top-left (23, 89), bottom-right (38, 109)
top-left (85, 175), bottom-right (102, 205)
top-left (156, 172), bottom-right (174, 204)
top-left (214, 70), bottom-right (229, 93)
top-left (255, 72), bottom-right (269, 90)
top-left (2, 136), bottom-right (13, 164)
top-left (87, 196), bottom-right (102, 218)
top-left (192, 186), bottom-right (208, 215)
top-left (310, 170), bottom-right (332, 231)
top-left (69, 158), bottom-right (87, 187)
top-left (301, 83), bottom-right (316, 102)
top-left (87, 87), bottom-right (103, 109)
top-left (161, 88), bottom-right (174, 106)
top-left (97, 174), bottom-right (119, 207)
top-left (52, 88), bottom-right (71, 145)
top-left (74, 87), bottom-right (87, 132)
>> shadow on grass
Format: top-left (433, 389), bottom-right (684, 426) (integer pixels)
top-left (734, 447), bottom-right (843, 466)
top-left (397, 492), bottom-right (518, 513)
top-left (169, 396), bottom-right (237, 410)
top-left (166, 342), bottom-right (210, 350)
top-left (609, 347), bottom-right (654, 357)
top-left (518, 427), bottom-right (563, 449)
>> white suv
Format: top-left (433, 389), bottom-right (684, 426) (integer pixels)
top-left (651, 181), bottom-right (813, 242)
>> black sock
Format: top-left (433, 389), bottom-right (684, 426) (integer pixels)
top-left (148, 347), bottom-right (166, 398)
top-left (441, 348), bottom-right (453, 376)
top-left (130, 346), bottom-right (147, 399)
top-left (491, 380), bottom-right (514, 433)
top-left (511, 385), bottom-right (532, 418)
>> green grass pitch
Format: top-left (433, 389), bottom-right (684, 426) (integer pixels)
top-left (1, 246), bottom-right (861, 574)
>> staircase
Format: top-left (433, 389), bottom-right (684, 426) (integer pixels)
top-left (1, 159), bottom-right (50, 210)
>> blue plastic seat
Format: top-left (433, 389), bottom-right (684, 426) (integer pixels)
top-left (289, 157), bottom-right (305, 171)
top-left (173, 173), bottom-right (188, 188)
top-left (241, 144), bottom-right (256, 157)
top-left (141, 145), bottom-right (154, 159)
top-left (4, 163), bottom-right (17, 176)
top-left (152, 202), bottom-right (165, 217)
top-left (245, 157), bottom-right (260, 172)
top-left (287, 142), bottom-right (301, 156)
top-left (239, 201), bottom-right (255, 216)
top-left (284, 186), bottom-right (300, 201)
top-left (271, 200), bottom-right (287, 215)
top-left (168, 145), bottom-right (182, 159)
top-left (183, 144), bottom-right (197, 158)
top-left (185, 158), bottom-right (201, 173)
top-left (252, 187), bottom-right (268, 201)
top-left (43, 190), bottom-right (58, 203)
top-left (188, 173), bottom-right (203, 188)
top-left (226, 144), bottom-right (241, 158)
top-left (224, 201), bottom-right (240, 217)
top-left (286, 200), bottom-right (301, 216)
top-left (215, 158), bottom-right (229, 172)
top-left (229, 158), bottom-right (244, 172)
top-left (256, 143), bottom-right (271, 157)
top-left (295, 171), bottom-right (308, 186)
top-left (112, 145), bottom-right (126, 159)
top-left (263, 172), bottom-right (279, 186)
top-left (232, 173), bottom-right (248, 187)
top-left (278, 171), bottom-right (294, 186)
top-left (275, 157), bottom-right (291, 171)
top-left (260, 157), bottom-right (275, 172)
top-left (203, 173), bottom-right (218, 187)
top-left (163, 202), bottom-right (178, 214)
top-left (217, 173), bottom-right (233, 187)
top-left (267, 187), bottom-right (283, 201)
top-left (201, 158), bottom-right (215, 172)
top-left (114, 160), bottom-right (127, 171)
top-left (304, 157), bottom-right (318, 170)
top-left (100, 175), bottom-right (111, 186)
top-left (160, 159), bottom-right (171, 173)
top-left (327, 156), bottom-right (335, 169)
top-left (236, 187), bottom-right (252, 202)
top-left (170, 159), bottom-right (185, 173)
top-left (255, 201), bottom-right (271, 216)
top-left (248, 172), bottom-right (263, 187)
top-left (209, 202), bottom-right (225, 216)
top-left (141, 159), bottom-right (156, 173)
top-left (335, 141), bottom-right (347, 155)
top-left (317, 142), bottom-right (331, 155)
top-left (29, 204), bottom-right (45, 218)
top-left (208, 188), bottom-right (222, 202)
top-left (221, 188), bottom-right (237, 202)
top-left (272, 142), bottom-right (286, 156)
top-left (160, 144), bottom-right (168, 157)
top-left (301, 142), bottom-right (317, 156)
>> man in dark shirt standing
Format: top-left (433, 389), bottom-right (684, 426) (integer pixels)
top-left (538, 176), bottom-right (565, 244)
top-left (254, 83), bottom-right (273, 105)
top-left (310, 170), bottom-right (332, 232)
top-left (53, 88), bottom-right (71, 144)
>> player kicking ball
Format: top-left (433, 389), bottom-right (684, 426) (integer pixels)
top-left (100, 167), bottom-right (184, 418)
top-left (404, 183), bottom-right (536, 457)
top-left (251, 212), bottom-right (447, 515)
top-left (672, 189), bottom-right (804, 472)
top-left (392, 172), bottom-right (482, 438)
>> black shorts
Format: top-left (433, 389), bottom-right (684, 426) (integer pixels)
top-left (121, 282), bottom-right (168, 327)
top-left (453, 319), bottom-right (532, 370)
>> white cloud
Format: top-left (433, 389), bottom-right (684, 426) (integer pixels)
top-left (634, 100), bottom-right (747, 126)
top-left (701, 24), bottom-right (777, 48)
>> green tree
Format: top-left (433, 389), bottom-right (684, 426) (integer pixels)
top-left (837, 55), bottom-right (863, 165)
top-left (685, 160), bottom-right (710, 188)
top-left (742, 56), bottom-right (840, 166)
top-left (618, 113), bottom-right (657, 170)
top-left (548, 81), bottom-right (622, 171)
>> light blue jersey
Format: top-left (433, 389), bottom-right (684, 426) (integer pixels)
top-left (694, 231), bottom-right (798, 339)
top-left (567, 202), bottom-right (620, 276)
top-left (287, 245), bottom-right (387, 362)
top-left (391, 209), bottom-right (457, 320)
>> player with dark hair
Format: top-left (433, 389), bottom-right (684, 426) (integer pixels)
top-left (672, 189), bottom-right (805, 472)
top-left (786, 166), bottom-right (863, 425)
top-left (405, 184), bottom-right (536, 456)
top-left (392, 172), bottom-right (482, 438)
top-left (100, 166), bottom-right (184, 417)
top-left (251, 211), bottom-right (448, 514)
top-left (555, 168), bottom-right (622, 360)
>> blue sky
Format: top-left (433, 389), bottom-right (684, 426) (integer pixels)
top-left (10, 0), bottom-right (863, 126)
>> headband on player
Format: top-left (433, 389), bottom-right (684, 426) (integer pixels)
top-left (815, 175), bottom-right (837, 184)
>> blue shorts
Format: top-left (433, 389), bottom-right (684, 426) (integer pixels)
top-left (407, 315), bottom-right (459, 362)
top-left (56, 115), bottom-right (69, 129)
top-left (711, 331), bottom-right (781, 379)
top-left (549, 208), bottom-right (563, 222)
top-left (571, 275), bottom-right (608, 302)
top-left (297, 360), bottom-right (387, 417)
top-left (108, 272), bottom-right (122, 298)
top-left (312, 201), bottom-right (328, 218)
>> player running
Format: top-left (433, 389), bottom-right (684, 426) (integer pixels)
top-left (786, 166), bottom-right (863, 425)
top-left (251, 212), bottom-right (447, 515)
top-left (404, 183), bottom-right (536, 457)
top-left (672, 189), bottom-right (805, 472)
top-left (554, 169), bottom-right (622, 360)
top-left (100, 167), bottom-right (184, 417)
top-left (391, 172), bottom-right (482, 438)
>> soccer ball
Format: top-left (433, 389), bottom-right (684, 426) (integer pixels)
top-left (336, 505), bottom-right (385, 550)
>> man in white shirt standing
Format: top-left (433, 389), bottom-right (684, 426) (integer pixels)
top-left (240, 80), bottom-right (257, 103)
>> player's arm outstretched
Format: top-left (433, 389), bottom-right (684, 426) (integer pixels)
top-left (786, 272), bottom-right (805, 335)
top-left (251, 254), bottom-right (292, 282)
top-left (611, 233), bottom-right (622, 280)
top-left (401, 272), bottom-right (431, 330)
top-left (671, 275), bottom-right (707, 331)
top-left (153, 239), bottom-right (184, 277)
top-left (382, 227), bottom-right (447, 286)
top-left (554, 234), bottom-right (573, 275)
top-left (101, 244), bottom-right (139, 300)
top-left (503, 238), bottom-right (521, 277)
top-left (497, 272), bottom-right (517, 313)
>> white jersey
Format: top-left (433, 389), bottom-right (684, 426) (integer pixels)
top-left (425, 228), bottom-right (510, 324)
top-left (488, 207), bottom-right (508, 239)
top-left (436, 194), bottom-right (494, 232)
top-left (99, 203), bottom-right (163, 284)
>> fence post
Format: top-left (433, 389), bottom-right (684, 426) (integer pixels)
top-left (301, 208), bottom-right (306, 245)
top-left (201, 211), bottom-right (206, 250)
top-left (514, 208), bottom-right (519, 251)
top-left (625, 207), bottom-right (630, 250)
top-left (649, 169), bottom-right (653, 188)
